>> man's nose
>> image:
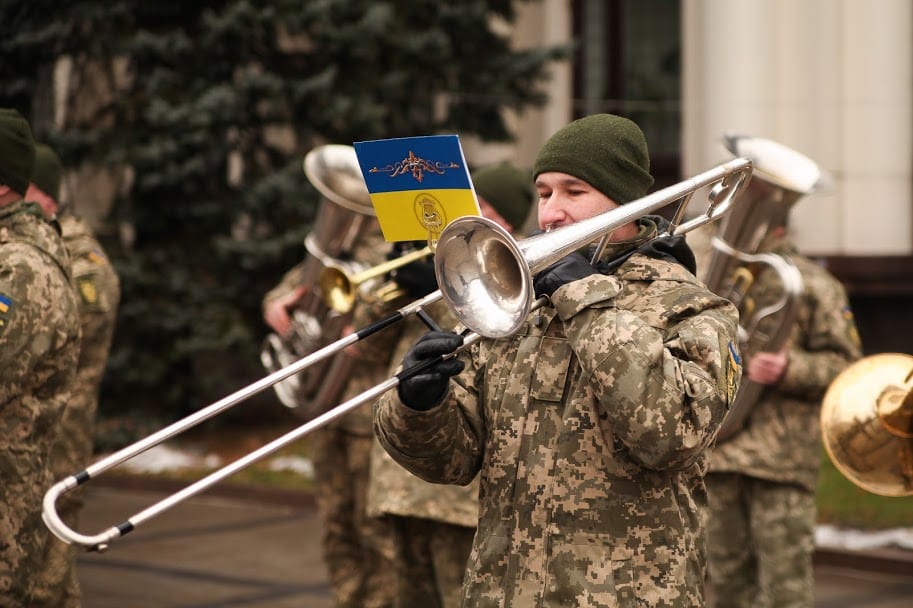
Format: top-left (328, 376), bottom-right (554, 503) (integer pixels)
top-left (538, 197), bottom-right (566, 226)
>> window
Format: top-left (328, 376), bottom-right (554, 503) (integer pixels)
top-left (572, 0), bottom-right (681, 188)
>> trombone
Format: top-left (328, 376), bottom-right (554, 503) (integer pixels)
top-left (43, 156), bottom-right (752, 552)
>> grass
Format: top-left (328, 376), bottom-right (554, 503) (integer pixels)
top-left (816, 450), bottom-right (913, 530)
top-left (100, 417), bottom-right (913, 531)
top-left (98, 417), bottom-right (318, 493)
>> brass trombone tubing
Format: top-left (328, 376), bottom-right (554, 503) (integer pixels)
top-left (319, 245), bottom-right (434, 313)
top-left (42, 288), bottom-right (445, 551)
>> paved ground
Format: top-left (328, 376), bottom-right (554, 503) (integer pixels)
top-left (70, 483), bottom-right (913, 608)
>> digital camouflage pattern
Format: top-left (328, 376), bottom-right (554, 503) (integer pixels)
top-left (31, 214), bottom-right (120, 608)
top-left (368, 298), bottom-right (479, 608)
top-left (264, 228), bottom-right (397, 608)
top-left (376, 222), bottom-right (742, 607)
top-left (707, 235), bottom-right (862, 608)
top-left (0, 200), bottom-right (80, 607)
top-left (367, 299), bottom-right (479, 528)
top-left (387, 516), bottom-right (476, 608)
top-left (706, 473), bottom-right (817, 608)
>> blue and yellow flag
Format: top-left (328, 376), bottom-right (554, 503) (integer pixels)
top-left (353, 135), bottom-right (480, 243)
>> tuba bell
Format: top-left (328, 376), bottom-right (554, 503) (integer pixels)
top-left (821, 353), bottom-right (913, 496)
top-left (260, 144), bottom-right (379, 419)
top-left (703, 133), bottom-right (827, 442)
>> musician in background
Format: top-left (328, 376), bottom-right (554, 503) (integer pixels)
top-left (263, 227), bottom-right (397, 608)
top-left (26, 143), bottom-right (121, 607)
top-left (0, 110), bottom-right (81, 607)
top-left (705, 139), bottom-right (862, 608)
top-left (366, 161), bottom-right (534, 608)
top-left (375, 113), bottom-right (743, 606)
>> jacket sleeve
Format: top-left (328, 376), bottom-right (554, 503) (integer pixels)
top-left (551, 273), bottom-right (741, 471)
top-left (778, 265), bottom-right (862, 400)
top-left (373, 347), bottom-right (485, 486)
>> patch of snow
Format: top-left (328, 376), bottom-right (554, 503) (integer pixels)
top-left (816, 524), bottom-right (913, 552)
top-left (114, 444), bottom-right (222, 474)
top-left (268, 455), bottom-right (315, 479)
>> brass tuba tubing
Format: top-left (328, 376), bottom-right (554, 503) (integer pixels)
top-left (708, 240), bottom-right (804, 442)
top-left (42, 289), bottom-right (445, 551)
top-left (319, 246), bottom-right (434, 313)
top-left (434, 158), bottom-right (754, 339)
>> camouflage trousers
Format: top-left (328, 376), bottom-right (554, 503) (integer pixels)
top-left (387, 516), bottom-right (475, 608)
top-left (28, 493), bottom-right (82, 608)
top-left (311, 427), bottom-right (396, 608)
top-left (1, 469), bottom-right (55, 607)
top-left (705, 472), bottom-right (817, 608)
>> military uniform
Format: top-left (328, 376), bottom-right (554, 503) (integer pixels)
top-left (0, 200), bottom-right (81, 607)
top-left (264, 230), bottom-right (396, 608)
top-left (367, 299), bottom-right (479, 608)
top-left (376, 218), bottom-right (742, 607)
top-left (30, 213), bottom-right (120, 608)
top-left (706, 235), bottom-right (862, 608)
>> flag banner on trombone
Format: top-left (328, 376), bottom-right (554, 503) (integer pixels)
top-left (353, 134), bottom-right (480, 243)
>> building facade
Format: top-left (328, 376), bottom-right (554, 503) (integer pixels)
top-left (474, 0), bottom-right (912, 354)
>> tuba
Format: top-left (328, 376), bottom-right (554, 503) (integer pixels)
top-left (821, 353), bottom-right (913, 496)
top-left (703, 133), bottom-right (826, 442)
top-left (260, 144), bottom-right (379, 419)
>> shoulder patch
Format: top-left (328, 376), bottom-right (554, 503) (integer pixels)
top-left (727, 341), bottom-right (742, 403)
top-left (0, 293), bottom-right (11, 328)
top-left (78, 277), bottom-right (99, 306)
top-left (842, 306), bottom-right (862, 349)
top-left (86, 250), bottom-right (108, 265)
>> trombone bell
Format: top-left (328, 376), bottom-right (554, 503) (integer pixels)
top-left (434, 217), bottom-right (531, 339)
top-left (821, 353), bottom-right (913, 497)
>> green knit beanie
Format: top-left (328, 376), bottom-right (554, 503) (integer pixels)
top-left (0, 108), bottom-right (36, 196)
top-left (473, 162), bottom-right (534, 229)
top-left (533, 113), bottom-right (653, 204)
top-left (32, 143), bottom-right (63, 201)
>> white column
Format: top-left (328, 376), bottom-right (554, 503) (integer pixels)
top-left (683, 0), bottom-right (912, 255)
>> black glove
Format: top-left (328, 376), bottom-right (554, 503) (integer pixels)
top-left (533, 251), bottom-right (598, 297)
top-left (392, 257), bottom-right (438, 298)
top-left (388, 241), bottom-right (438, 298)
top-left (397, 331), bottom-right (465, 411)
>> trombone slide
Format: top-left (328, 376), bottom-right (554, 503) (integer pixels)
top-left (42, 289), bottom-right (445, 551)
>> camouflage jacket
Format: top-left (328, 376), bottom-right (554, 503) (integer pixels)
top-left (710, 240), bottom-right (862, 491)
top-left (367, 299), bottom-right (480, 528)
top-left (262, 228), bottom-right (394, 434)
top-left (0, 200), bottom-right (81, 603)
top-left (375, 239), bottom-right (741, 607)
top-left (50, 214), bottom-right (121, 476)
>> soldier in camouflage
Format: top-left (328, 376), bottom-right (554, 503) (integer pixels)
top-left (705, 168), bottom-right (862, 608)
top-left (263, 227), bottom-right (397, 608)
top-left (375, 114), bottom-right (743, 607)
top-left (0, 110), bottom-right (81, 607)
top-left (367, 162), bottom-right (535, 608)
top-left (24, 143), bottom-right (122, 607)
